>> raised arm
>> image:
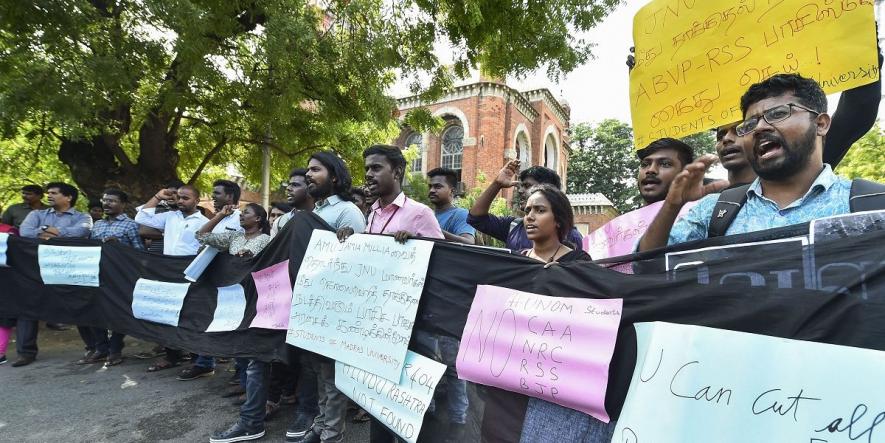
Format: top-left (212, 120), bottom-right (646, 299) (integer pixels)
top-left (638, 155), bottom-right (728, 252)
top-left (469, 160), bottom-right (519, 217)
top-left (198, 204), bottom-right (235, 235)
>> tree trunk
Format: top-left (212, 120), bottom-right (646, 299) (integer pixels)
top-left (58, 121), bottom-right (181, 205)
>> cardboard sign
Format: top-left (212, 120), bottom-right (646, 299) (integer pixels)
top-left (456, 285), bottom-right (622, 422)
top-left (630, 0), bottom-right (878, 146)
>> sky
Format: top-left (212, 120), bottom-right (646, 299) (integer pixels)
top-left (391, 0), bottom-right (884, 128)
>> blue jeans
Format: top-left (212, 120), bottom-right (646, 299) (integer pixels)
top-left (295, 352), bottom-right (319, 417)
top-left (519, 398), bottom-right (616, 443)
top-left (240, 359), bottom-right (270, 430)
top-left (413, 330), bottom-right (469, 424)
top-left (236, 358), bottom-right (249, 386)
top-left (194, 354), bottom-right (215, 369)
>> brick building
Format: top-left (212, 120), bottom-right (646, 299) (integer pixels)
top-left (394, 79), bottom-right (572, 201)
top-left (394, 78), bottom-right (618, 232)
top-left (568, 193), bottom-right (619, 235)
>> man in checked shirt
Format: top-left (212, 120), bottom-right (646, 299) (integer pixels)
top-left (82, 188), bottom-right (145, 367)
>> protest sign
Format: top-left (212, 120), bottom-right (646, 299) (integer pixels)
top-left (584, 200), bottom-right (697, 260)
top-left (456, 285), bottom-right (622, 422)
top-left (205, 284), bottom-right (247, 332)
top-left (38, 245), bottom-right (101, 287)
top-left (286, 231), bottom-right (434, 381)
top-left (629, 0), bottom-right (879, 147)
top-left (615, 322), bottom-right (885, 442)
top-left (131, 278), bottom-right (191, 327)
top-left (249, 260), bottom-right (292, 330)
top-left (336, 351), bottom-right (446, 443)
top-left (0, 233), bottom-right (8, 267)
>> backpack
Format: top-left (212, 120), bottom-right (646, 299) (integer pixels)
top-left (707, 179), bottom-right (885, 237)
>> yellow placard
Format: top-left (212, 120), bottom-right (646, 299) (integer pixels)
top-left (629, 0), bottom-right (879, 148)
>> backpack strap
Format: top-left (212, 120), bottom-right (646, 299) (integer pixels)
top-left (850, 178), bottom-right (885, 212)
top-left (707, 184), bottom-right (751, 238)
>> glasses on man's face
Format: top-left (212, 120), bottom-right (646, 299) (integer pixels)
top-left (735, 103), bottom-right (820, 137)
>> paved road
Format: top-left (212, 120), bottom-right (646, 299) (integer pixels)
top-left (1, 328), bottom-right (370, 443)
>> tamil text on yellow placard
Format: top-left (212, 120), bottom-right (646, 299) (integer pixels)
top-left (629, 0), bottom-right (879, 148)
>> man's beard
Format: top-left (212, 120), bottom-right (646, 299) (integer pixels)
top-left (751, 126), bottom-right (816, 181)
top-left (308, 180), bottom-right (333, 200)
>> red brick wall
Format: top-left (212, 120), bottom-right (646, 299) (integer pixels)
top-left (396, 84), bottom-right (571, 203)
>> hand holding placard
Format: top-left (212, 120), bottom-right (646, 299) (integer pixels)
top-left (629, 0), bottom-right (878, 146)
top-left (286, 230), bottom-right (434, 382)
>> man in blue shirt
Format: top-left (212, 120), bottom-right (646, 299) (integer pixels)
top-left (468, 161), bottom-right (583, 251)
top-left (14, 182), bottom-right (93, 367)
top-left (428, 167), bottom-right (474, 245)
top-left (639, 73), bottom-right (868, 251)
top-left (83, 188), bottom-right (144, 367)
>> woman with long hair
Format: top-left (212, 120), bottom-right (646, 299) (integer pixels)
top-left (482, 184), bottom-right (612, 443)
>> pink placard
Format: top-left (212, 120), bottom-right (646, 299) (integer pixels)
top-left (584, 200), bottom-right (698, 260)
top-left (456, 285), bottom-right (622, 422)
top-left (249, 260), bottom-right (292, 330)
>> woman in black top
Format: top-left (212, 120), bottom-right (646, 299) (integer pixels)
top-left (481, 184), bottom-right (595, 443)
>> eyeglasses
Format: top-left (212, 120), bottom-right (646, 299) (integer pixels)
top-left (735, 103), bottom-right (820, 137)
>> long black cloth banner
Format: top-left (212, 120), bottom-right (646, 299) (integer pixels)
top-left (1, 212), bottom-right (883, 421)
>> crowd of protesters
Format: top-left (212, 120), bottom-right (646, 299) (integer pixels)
top-left (1, 71), bottom-right (884, 443)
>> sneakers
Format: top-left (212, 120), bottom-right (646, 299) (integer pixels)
top-left (12, 356), bottom-right (35, 367)
top-left (285, 415), bottom-right (315, 441)
top-left (177, 365), bottom-right (215, 381)
top-left (0, 355), bottom-right (7, 365)
top-left (286, 428), bottom-right (319, 443)
top-left (209, 422), bottom-right (265, 443)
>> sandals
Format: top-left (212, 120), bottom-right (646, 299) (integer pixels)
top-left (105, 354), bottom-right (124, 367)
top-left (147, 359), bottom-right (179, 372)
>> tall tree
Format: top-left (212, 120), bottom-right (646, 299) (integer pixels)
top-left (566, 119), bottom-right (639, 212)
top-left (0, 0), bottom-right (621, 203)
top-left (836, 122), bottom-right (885, 182)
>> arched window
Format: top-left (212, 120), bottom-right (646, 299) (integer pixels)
top-left (515, 132), bottom-right (529, 169)
top-left (406, 133), bottom-right (423, 173)
top-left (544, 134), bottom-right (557, 170)
top-left (441, 125), bottom-right (464, 171)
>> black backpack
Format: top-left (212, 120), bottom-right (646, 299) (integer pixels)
top-left (708, 179), bottom-right (885, 237)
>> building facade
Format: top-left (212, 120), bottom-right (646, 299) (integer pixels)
top-left (394, 80), bottom-right (572, 201)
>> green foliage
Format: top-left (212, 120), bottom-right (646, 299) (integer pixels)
top-left (567, 119), bottom-right (640, 212)
top-left (454, 172), bottom-right (509, 217)
top-left (0, 126), bottom-right (75, 208)
top-left (0, 0), bottom-right (621, 203)
top-left (836, 122), bottom-right (885, 182)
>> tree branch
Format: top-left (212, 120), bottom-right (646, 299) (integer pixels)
top-left (187, 135), bottom-right (229, 184)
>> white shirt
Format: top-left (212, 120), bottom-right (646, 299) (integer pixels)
top-left (134, 206), bottom-right (209, 256)
top-left (212, 210), bottom-right (245, 234)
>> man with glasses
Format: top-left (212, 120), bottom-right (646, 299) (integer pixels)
top-left (639, 73), bottom-right (879, 251)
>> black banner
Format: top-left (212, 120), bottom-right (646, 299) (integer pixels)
top-left (1, 211), bottom-right (883, 427)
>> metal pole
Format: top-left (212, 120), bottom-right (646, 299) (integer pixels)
top-left (261, 135), bottom-right (271, 209)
